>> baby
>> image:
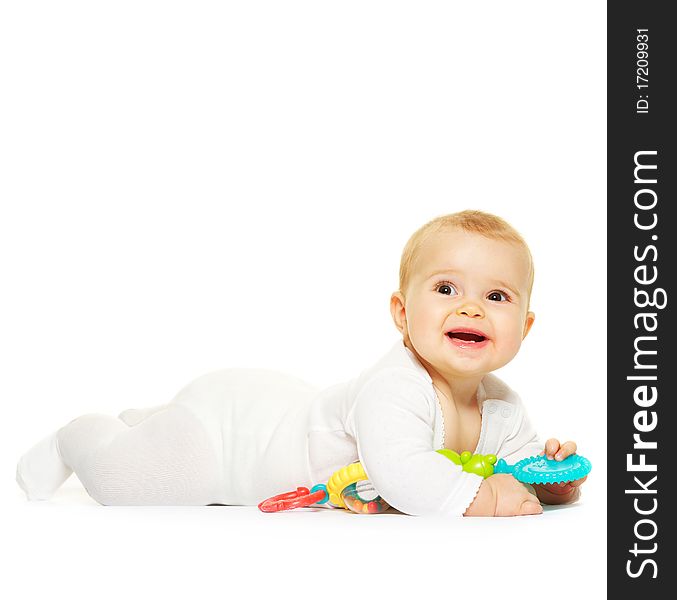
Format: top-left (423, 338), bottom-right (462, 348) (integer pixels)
top-left (16, 210), bottom-right (587, 516)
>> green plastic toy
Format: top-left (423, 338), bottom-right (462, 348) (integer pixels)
top-left (436, 449), bottom-right (592, 484)
top-left (436, 449), bottom-right (498, 478)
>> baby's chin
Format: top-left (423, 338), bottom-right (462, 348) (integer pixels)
top-left (435, 347), bottom-right (517, 378)
top-left (428, 354), bottom-right (494, 379)
top-left (441, 363), bottom-right (492, 380)
top-left (410, 338), bottom-right (514, 378)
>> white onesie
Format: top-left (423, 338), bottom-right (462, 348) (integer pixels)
top-left (169, 338), bottom-right (543, 515)
top-left (17, 339), bottom-right (543, 515)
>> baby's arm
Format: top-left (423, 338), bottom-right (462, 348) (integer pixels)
top-left (488, 391), bottom-right (586, 507)
top-left (349, 369), bottom-right (483, 516)
top-left (349, 369), bottom-right (540, 517)
top-left (500, 408), bottom-right (587, 505)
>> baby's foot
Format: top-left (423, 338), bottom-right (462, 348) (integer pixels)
top-left (118, 403), bottom-right (169, 426)
top-left (16, 430), bottom-right (73, 501)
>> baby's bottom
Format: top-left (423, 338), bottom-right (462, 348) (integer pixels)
top-left (16, 404), bottom-right (223, 505)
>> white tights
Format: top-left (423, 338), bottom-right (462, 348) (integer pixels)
top-left (16, 403), bottom-right (224, 505)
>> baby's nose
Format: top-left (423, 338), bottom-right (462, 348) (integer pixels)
top-left (456, 302), bottom-right (484, 318)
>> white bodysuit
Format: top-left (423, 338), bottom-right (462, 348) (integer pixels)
top-left (17, 339), bottom-right (543, 516)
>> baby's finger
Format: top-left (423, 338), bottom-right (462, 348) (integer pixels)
top-left (544, 438), bottom-right (560, 460)
top-left (519, 484), bottom-right (542, 515)
top-left (554, 440), bottom-right (577, 460)
top-left (520, 500), bottom-right (543, 516)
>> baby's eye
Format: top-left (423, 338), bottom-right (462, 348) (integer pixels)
top-left (487, 291), bottom-right (509, 302)
top-left (435, 281), bottom-right (458, 296)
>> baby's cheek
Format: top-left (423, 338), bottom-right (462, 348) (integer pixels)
top-left (497, 334), bottom-right (523, 359)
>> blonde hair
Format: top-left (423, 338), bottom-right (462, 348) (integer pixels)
top-left (398, 210), bottom-right (535, 307)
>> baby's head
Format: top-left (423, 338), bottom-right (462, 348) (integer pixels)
top-left (391, 210), bottom-right (535, 381)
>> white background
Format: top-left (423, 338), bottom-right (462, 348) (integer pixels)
top-left (1, 2), bottom-right (606, 598)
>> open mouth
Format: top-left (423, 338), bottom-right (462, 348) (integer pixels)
top-left (445, 329), bottom-right (490, 349)
top-left (446, 331), bottom-right (487, 343)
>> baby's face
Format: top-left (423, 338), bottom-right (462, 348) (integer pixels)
top-left (396, 229), bottom-right (534, 380)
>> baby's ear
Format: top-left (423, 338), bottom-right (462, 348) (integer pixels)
top-left (522, 311), bottom-right (535, 339)
top-left (390, 291), bottom-right (407, 333)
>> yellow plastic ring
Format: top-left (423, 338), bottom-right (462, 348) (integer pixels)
top-left (325, 462), bottom-right (368, 509)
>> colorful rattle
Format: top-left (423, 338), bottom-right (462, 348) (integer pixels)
top-left (258, 462), bottom-right (391, 514)
top-left (436, 449), bottom-right (592, 485)
top-left (258, 451), bottom-right (592, 514)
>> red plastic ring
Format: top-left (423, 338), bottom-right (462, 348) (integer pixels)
top-left (258, 487), bottom-right (327, 513)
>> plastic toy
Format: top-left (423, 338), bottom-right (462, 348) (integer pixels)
top-left (258, 450), bottom-right (592, 514)
top-left (436, 449), bottom-right (497, 478)
top-left (258, 462), bottom-right (391, 514)
top-left (493, 453), bottom-right (592, 485)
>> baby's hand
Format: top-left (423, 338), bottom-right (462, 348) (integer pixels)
top-left (535, 438), bottom-right (588, 503)
top-left (541, 437), bottom-right (577, 462)
top-left (464, 474), bottom-right (543, 517)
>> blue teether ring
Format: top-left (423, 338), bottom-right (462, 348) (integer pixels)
top-left (310, 484), bottom-right (330, 504)
top-left (494, 454), bottom-right (592, 485)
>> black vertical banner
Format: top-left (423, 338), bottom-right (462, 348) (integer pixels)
top-left (608, 1), bottom-right (675, 595)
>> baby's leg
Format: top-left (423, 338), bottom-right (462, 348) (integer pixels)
top-left (16, 403), bottom-right (172, 499)
top-left (16, 413), bottom-right (127, 501)
top-left (17, 404), bottom-right (223, 505)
